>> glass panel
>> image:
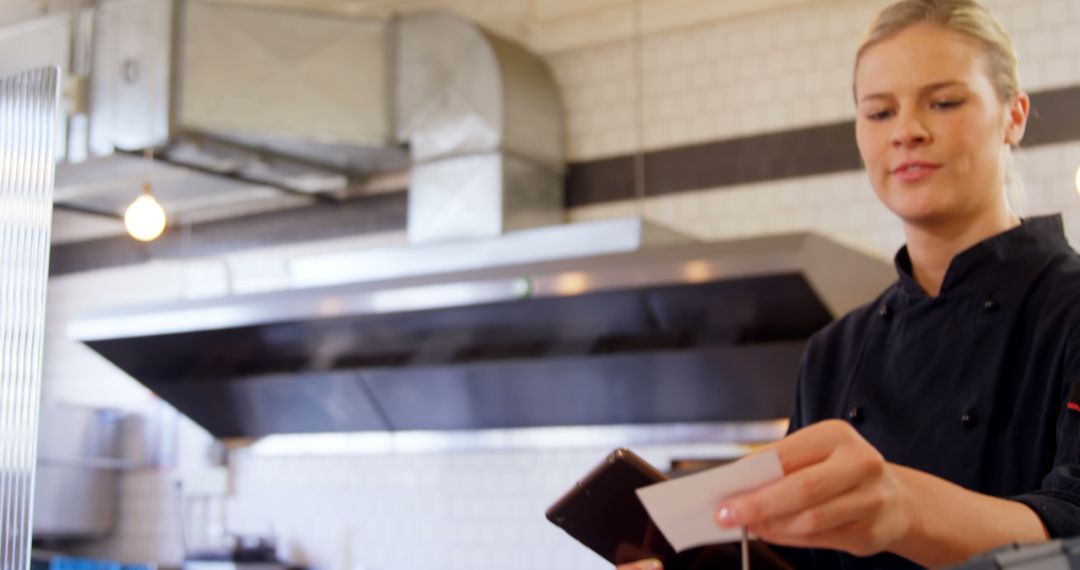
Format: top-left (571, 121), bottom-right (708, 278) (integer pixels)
top-left (0, 66), bottom-right (59, 570)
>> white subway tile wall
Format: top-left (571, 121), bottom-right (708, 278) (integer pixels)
top-left (220, 443), bottom-right (752, 570)
top-left (72, 469), bottom-right (187, 565)
top-left (74, 440), bottom-right (760, 570)
top-left (550, 0), bottom-right (1080, 162)
top-left (44, 0), bottom-right (1080, 568)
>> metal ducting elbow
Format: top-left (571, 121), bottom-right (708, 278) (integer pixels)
top-left (394, 11), bottom-right (566, 245)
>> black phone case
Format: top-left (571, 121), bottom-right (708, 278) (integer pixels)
top-left (545, 448), bottom-right (793, 570)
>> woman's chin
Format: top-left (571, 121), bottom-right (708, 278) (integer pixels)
top-left (876, 186), bottom-right (943, 220)
top-left (884, 201), bottom-right (957, 227)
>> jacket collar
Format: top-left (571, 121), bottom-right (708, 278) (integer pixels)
top-left (893, 214), bottom-right (1069, 297)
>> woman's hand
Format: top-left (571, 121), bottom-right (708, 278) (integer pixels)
top-left (714, 419), bottom-right (916, 557)
top-left (617, 418), bottom-right (1044, 567)
top-left (615, 559), bottom-right (661, 570)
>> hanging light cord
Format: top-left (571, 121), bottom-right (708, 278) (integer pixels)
top-left (144, 146), bottom-right (154, 194)
top-left (632, 0), bottom-right (648, 216)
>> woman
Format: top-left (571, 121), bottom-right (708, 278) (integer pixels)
top-left (622, 0), bottom-right (1080, 568)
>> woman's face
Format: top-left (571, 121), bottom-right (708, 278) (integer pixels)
top-left (854, 24), bottom-right (1027, 228)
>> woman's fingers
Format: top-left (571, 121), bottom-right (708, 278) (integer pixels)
top-left (717, 422), bottom-right (885, 528)
top-left (711, 419), bottom-right (911, 557)
top-left (754, 516), bottom-right (898, 558)
top-left (771, 419), bottom-right (868, 474)
top-left (718, 444), bottom-right (870, 526)
top-left (750, 476), bottom-right (890, 540)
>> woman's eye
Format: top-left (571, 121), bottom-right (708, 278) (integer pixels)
top-left (865, 109), bottom-right (893, 121)
top-left (932, 99), bottom-right (964, 110)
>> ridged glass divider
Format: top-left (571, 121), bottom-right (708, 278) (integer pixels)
top-left (0, 66), bottom-right (59, 570)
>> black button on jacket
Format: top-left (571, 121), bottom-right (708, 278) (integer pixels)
top-left (779, 215), bottom-right (1080, 569)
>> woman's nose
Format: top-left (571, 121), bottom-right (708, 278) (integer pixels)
top-left (890, 111), bottom-right (931, 148)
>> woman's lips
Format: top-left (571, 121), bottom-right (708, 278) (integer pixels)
top-left (891, 162), bottom-right (941, 183)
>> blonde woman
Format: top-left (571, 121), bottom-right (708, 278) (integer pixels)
top-left (621, 0), bottom-right (1080, 568)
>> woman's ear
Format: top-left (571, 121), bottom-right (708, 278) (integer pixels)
top-left (1005, 92), bottom-right (1030, 146)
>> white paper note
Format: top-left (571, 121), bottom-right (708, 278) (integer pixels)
top-left (634, 450), bottom-right (784, 552)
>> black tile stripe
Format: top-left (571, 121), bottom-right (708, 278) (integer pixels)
top-left (1023, 86), bottom-right (1080, 147)
top-left (645, 122), bottom-right (861, 198)
top-left (567, 84), bottom-right (1080, 207)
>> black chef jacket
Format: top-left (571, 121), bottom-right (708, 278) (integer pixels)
top-left (777, 215), bottom-right (1080, 569)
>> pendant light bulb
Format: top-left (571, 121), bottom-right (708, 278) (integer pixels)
top-left (124, 182), bottom-right (167, 242)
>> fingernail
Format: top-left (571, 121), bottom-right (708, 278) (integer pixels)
top-left (716, 505), bottom-right (738, 527)
top-left (638, 560), bottom-right (662, 570)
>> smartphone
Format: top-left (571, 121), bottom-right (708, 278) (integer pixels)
top-left (545, 448), bottom-right (793, 570)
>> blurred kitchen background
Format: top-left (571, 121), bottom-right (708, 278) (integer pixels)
top-left (4, 0), bottom-right (1080, 568)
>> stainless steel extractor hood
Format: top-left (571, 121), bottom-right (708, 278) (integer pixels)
top-left (70, 220), bottom-right (894, 438)
top-left (52, 0), bottom-right (895, 439)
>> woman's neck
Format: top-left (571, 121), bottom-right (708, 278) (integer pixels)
top-left (903, 209), bottom-right (1020, 297)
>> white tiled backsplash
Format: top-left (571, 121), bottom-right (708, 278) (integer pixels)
top-left (71, 432), bottom-right (760, 570)
top-left (549, 0), bottom-right (1080, 161)
top-left (46, 0), bottom-right (1080, 567)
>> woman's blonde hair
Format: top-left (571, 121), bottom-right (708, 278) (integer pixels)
top-left (855, 0), bottom-right (1027, 216)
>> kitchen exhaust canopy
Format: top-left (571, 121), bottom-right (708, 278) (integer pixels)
top-left (70, 220), bottom-right (894, 438)
top-left (47, 1), bottom-right (895, 439)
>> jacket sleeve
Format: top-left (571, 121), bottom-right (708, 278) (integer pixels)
top-left (1011, 471), bottom-right (1080, 538)
top-left (1010, 323), bottom-right (1080, 538)
top-left (1010, 414), bottom-right (1080, 537)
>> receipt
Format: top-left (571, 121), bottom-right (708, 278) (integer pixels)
top-left (634, 450), bottom-right (784, 552)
